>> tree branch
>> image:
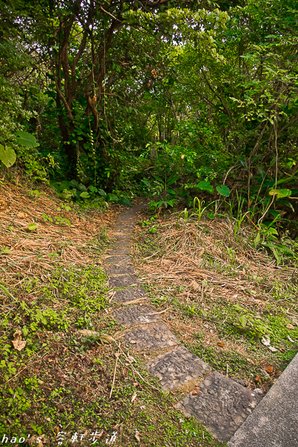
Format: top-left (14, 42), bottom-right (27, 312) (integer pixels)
top-left (56, 83), bottom-right (74, 122)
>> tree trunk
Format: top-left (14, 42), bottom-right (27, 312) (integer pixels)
top-left (56, 94), bottom-right (78, 179)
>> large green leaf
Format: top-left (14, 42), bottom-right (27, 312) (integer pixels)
top-left (197, 180), bottom-right (214, 193)
top-left (216, 184), bottom-right (231, 197)
top-left (16, 131), bottom-right (39, 148)
top-left (0, 144), bottom-right (16, 168)
top-left (80, 191), bottom-right (90, 199)
top-left (269, 188), bottom-right (292, 199)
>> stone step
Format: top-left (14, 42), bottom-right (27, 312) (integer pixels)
top-left (113, 304), bottom-right (160, 325)
top-left (105, 263), bottom-right (135, 276)
top-left (147, 346), bottom-right (211, 392)
top-left (104, 205), bottom-right (265, 445)
top-left (110, 286), bottom-right (146, 303)
top-left (108, 273), bottom-right (139, 288)
top-left (176, 371), bottom-right (261, 443)
top-left (123, 322), bottom-right (178, 352)
top-left (228, 354), bottom-right (298, 447)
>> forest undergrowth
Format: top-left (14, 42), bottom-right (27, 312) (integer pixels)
top-left (134, 210), bottom-right (298, 391)
top-left (0, 181), bottom-right (223, 447)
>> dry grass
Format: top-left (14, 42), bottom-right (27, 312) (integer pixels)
top-left (0, 184), bottom-right (223, 447)
top-left (133, 213), bottom-right (298, 388)
top-left (0, 182), bottom-right (115, 289)
top-left (135, 216), bottom-right (296, 309)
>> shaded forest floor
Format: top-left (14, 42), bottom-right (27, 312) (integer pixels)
top-left (0, 182), bottom-right (223, 447)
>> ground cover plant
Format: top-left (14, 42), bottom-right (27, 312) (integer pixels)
top-left (1, 0), bottom-right (297, 444)
top-left (134, 212), bottom-right (298, 391)
top-left (0, 182), bottom-right (224, 447)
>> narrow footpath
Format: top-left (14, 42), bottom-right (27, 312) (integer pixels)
top-left (103, 205), bottom-right (297, 445)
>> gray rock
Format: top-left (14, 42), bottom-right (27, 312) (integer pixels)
top-left (105, 263), bottom-right (135, 275)
top-left (109, 274), bottom-right (139, 287)
top-left (228, 354), bottom-right (298, 447)
top-left (104, 255), bottom-right (132, 265)
top-left (124, 322), bottom-right (178, 352)
top-left (111, 287), bottom-right (146, 303)
top-left (176, 372), bottom-right (259, 442)
top-left (113, 304), bottom-right (160, 325)
top-left (147, 346), bottom-right (211, 391)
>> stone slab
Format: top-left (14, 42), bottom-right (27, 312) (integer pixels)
top-left (105, 263), bottom-right (135, 276)
top-left (228, 354), bottom-right (298, 447)
top-left (113, 221), bottom-right (135, 229)
top-left (123, 322), bottom-right (178, 352)
top-left (115, 211), bottom-right (140, 222)
top-left (111, 237), bottom-right (132, 247)
top-left (111, 286), bottom-right (146, 303)
top-left (109, 274), bottom-right (139, 288)
top-left (107, 247), bottom-right (131, 257)
top-left (147, 346), bottom-right (211, 391)
top-left (176, 372), bottom-right (260, 442)
top-left (111, 230), bottom-right (132, 238)
top-left (104, 255), bottom-right (132, 265)
top-left (113, 304), bottom-right (160, 325)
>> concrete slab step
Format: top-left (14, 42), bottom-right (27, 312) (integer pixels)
top-left (113, 304), bottom-right (160, 325)
top-left (147, 346), bottom-right (211, 391)
top-left (105, 263), bottom-right (135, 276)
top-left (176, 372), bottom-right (261, 443)
top-left (123, 322), bottom-right (178, 352)
top-left (108, 274), bottom-right (139, 288)
top-left (228, 354), bottom-right (298, 447)
top-left (109, 286), bottom-right (146, 303)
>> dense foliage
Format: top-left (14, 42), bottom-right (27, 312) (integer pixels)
top-left (0, 0), bottom-right (297, 234)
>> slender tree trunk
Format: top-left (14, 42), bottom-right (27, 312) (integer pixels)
top-left (56, 94), bottom-right (78, 178)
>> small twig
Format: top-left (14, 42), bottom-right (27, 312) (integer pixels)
top-left (148, 307), bottom-right (171, 315)
top-left (109, 352), bottom-right (120, 398)
top-left (143, 252), bottom-right (160, 260)
top-left (118, 352), bottom-right (161, 392)
top-left (223, 164), bottom-right (239, 185)
top-left (108, 290), bottom-right (116, 303)
top-left (100, 6), bottom-right (122, 23)
top-left (122, 297), bottom-right (147, 306)
top-left (106, 337), bottom-right (161, 392)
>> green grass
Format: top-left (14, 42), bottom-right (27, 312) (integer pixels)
top-left (0, 353), bottom-right (223, 445)
top-left (0, 249), bottom-right (223, 447)
top-left (207, 302), bottom-right (298, 345)
top-left (134, 214), bottom-right (298, 389)
top-left (188, 340), bottom-right (260, 382)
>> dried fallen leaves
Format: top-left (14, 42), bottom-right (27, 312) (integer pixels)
top-left (264, 365), bottom-right (274, 375)
top-left (0, 182), bottom-right (115, 289)
top-left (12, 329), bottom-right (26, 351)
top-left (261, 336), bottom-right (278, 353)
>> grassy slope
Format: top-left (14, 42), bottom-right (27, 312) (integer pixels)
top-left (0, 182), bottom-right (223, 447)
top-left (134, 212), bottom-right (298, 392)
